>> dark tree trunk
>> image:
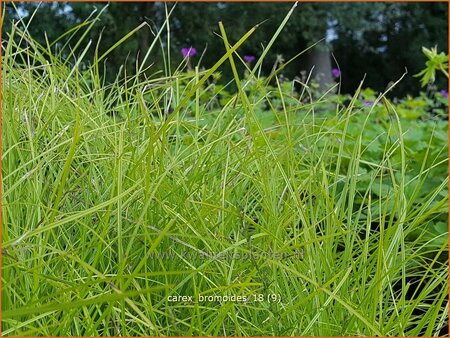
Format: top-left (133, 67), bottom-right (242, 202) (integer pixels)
top-left (305, 49), bottom-right (333, 88)
top-left (137, 2), bottom-right (155, 66)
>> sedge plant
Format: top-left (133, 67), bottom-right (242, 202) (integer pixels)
top-left (2, 4), bottom-right (448, 336)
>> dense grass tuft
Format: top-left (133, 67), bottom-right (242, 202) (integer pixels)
top-left (2, 8), bottom-right (448, 336)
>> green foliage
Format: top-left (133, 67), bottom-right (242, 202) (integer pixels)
top-left (331, 3), bottom-right (448, 97)
top-left (2, 11), bottom-right (448, 337)
top-left (414, 46), bottom-right (449, 87)
top-left (3, 2), bottom-right (447, 96)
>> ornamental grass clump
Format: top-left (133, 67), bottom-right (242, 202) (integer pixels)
top-left (2, 4), bottom-right (448, 336)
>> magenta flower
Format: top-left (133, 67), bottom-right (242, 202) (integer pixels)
top-left (181, 47), bottom-right (197, 58)
top-left (331, 68), bottom-right (341, 78)
top-left (440, 89), bottom-right (448, 99)
top-left (243, 55), bottom-right (256, 63)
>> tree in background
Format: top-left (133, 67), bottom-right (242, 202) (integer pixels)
top-left (2, 2), bottom-right (447, 96)
top-left (330, 2), bottom-right (448, 97)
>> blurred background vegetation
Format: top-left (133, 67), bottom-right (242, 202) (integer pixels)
top-left (2, 2), bottom-right (448, 97)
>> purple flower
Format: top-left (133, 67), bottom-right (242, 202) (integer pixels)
top-left (181, 47), bottom-right (197, 58)
top-left (331, 68), bottom-right (341, 78)
top-left (243, 55), bottom-right (256, 63)
top-left (440, 89), bottom-right (448, 99)
top-left (363, 100), bottom-right (374, 107)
